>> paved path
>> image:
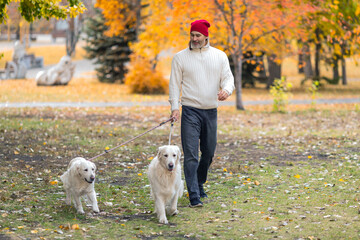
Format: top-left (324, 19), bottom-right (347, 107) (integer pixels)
top-left (1, 98), bottom-right (360, 108)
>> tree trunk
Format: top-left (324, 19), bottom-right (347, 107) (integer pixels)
top-left (298, 40), bottom-right (304, 74)
top-left (66, 16), bottom-right (82, 57)
top-left (341, 44), bottom-right (347, 85)
top-left (298, 52), bottom-right (304, 73)
top-left (302, 43), bottom-right (313, 79)
top-left (314, 28), bottom-right (321, 79)
top-left (333, 57), bottom-right (339, 81)
top-left (66, 18), bottom-right (75, 56)
top-left (233, 54), bottom-right (245, 110)
top-left (7, 20), bottom-right (11, 41)
top-left (267, 54), bottom-right (281, 89)
top-left (257, 53), bottom-right (267, 79)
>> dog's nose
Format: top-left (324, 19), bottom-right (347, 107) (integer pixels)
top-left (168, 163), bottom-right (174, 169)
top-left (90, 176), bottom-right (95, 181)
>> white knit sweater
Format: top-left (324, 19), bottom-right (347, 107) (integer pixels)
top-left (169, 42), bottom-right (235, 111)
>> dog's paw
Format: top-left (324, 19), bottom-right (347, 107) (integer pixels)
top-left (171, 210), bottom-right (179, 216)
top-left (77, 209), bottom-right (85, 214)
top-left (159, 217), bottom-right (168, 224)
top-left (93, 207), bottom-right (100, 213)
top-left (64, 197), bottom-right (71, 205)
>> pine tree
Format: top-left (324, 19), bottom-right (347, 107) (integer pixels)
top-left (82, 8), bottom-right (135, 83)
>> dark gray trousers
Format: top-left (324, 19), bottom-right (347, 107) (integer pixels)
top-left (181, 105), bottom-right (217, 200)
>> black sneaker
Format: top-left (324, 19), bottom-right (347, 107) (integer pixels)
top-left (189, 198), bottom-right (203, 208)
top-left (199, 185), bottom-right (208, 198)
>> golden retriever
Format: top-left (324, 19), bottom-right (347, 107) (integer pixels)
top-left (60, 157), bottom-right (99, 214)
top-left (148, 145), bottom-right (184, 224)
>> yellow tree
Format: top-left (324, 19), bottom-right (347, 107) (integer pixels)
top-left (137, 0), bottom-right (317, 109)
top-left (1, 0), bottom-right (85, 23)
top-left (167, 0), bottom-right (317, 110)
top-left (98, 0), bottom-right (318, 109)
top-left (130, 0), bottom-right (171, 68)
top-left (96, 0), bottom-right (141, 38)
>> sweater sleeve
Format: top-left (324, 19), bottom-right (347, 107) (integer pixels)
top-left (169, 55), bottom-right (182, 111)
top-left (220, 53), bottom-right (235, 95)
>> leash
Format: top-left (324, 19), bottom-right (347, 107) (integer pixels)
top-left (87, 117), bottom-right (174, 162)
top-left (168, 122), bottom-right (174, 145)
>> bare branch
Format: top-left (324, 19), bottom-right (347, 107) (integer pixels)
top-left (214, 0), bottom-right (236, 37)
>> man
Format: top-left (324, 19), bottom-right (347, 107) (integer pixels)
top-left (169, 19), bottom-right (235, 207)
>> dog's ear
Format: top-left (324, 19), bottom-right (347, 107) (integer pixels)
top-left (91, 162), bottom-right (96, 171)
top-left (157, 146), bottom-right (165, 158)
top-left (70, 162), bottom-right (81, 176)
top-left (175, 146), bottom-right (181, 161)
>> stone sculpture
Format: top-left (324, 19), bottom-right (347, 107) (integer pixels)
top-left (35, 55), bottom-right (75, 86)
top-left (1, 40), bottom-right (44, 80)
top-left (5, 41), bottom-right (28, 79)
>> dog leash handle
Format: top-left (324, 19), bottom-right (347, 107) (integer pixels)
top-left (168, 122), bottom-right (174, 145)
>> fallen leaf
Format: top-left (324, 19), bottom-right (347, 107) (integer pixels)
top-left (72, 224), bottom-right (80, 230)
top-left (50, 180), bottom-right (58, 185)
top-left (294, 174), bottom-right (301, 179)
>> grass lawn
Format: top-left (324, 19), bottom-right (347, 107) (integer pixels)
top-left (0, 106), bottom-right (360, 239)
top-left (0, 45), bottom-right (360, 239)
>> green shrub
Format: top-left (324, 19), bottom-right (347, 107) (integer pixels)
top-left (308, 80), bottom-right (320, 107)
top-left (269, 76), bottom-right (292, 113)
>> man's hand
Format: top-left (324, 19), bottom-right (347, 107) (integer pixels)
top-left (218, 90), bottom-right (229, 101)
top-left (171, 109), bottom-right (180, 122)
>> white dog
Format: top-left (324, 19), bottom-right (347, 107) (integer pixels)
top-left (148, 145), bottom-right (184, 224)
top-left (60, 157), bottom-right (99, 214)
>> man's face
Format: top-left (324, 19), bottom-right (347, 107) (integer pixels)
top-left (190, 31), bottom-right (207, 49)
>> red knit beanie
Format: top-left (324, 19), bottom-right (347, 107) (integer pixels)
top-left (190, 19), bottom-right (211, 37)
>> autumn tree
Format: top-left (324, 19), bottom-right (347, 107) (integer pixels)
top-left (317, 0), bottom-right (360, 85)
top-left (66, 0), bottom-right (97, 57)
top-left (159, 0), bottom-right (316, 110)
top-left (97, 0), bottom-right (318, 109)
top-left (95, 0), bottom-right (143, 39)
top-left (0, 0), bottom-right (86, 23)
top-left (1, 0), bottom-right (86, 59)
top-left (296, 0), bottom-right (360, 86)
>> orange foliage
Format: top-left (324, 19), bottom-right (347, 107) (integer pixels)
top-left (124, 55), bottom-right (168, 94)
top-left (95, 0), bottom-right (137, 37)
